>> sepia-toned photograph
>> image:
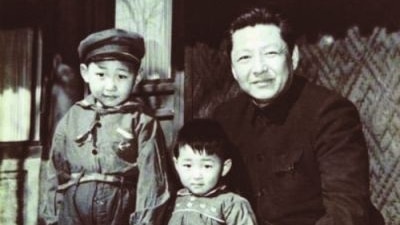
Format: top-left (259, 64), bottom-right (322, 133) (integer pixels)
top-left (0, 0), bottom-right (399, 224)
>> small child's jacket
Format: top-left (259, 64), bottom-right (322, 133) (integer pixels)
top-left (168, 185), bottom-right (258, 225)
top-left (39, 95), bottom-right (170, 225)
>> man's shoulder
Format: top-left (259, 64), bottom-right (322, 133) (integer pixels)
top-left (293, 76), bottom-right (359, 123)
top-left (298, 76), bottom-right (341, 98)
top-left (295, 76), bottom-right (353, 106)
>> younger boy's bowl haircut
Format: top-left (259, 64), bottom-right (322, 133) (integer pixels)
top-left (174, 119), bottom-right (232, 161)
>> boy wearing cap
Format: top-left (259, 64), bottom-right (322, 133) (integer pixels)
top-left (39, 28), bottom-right (170, 225)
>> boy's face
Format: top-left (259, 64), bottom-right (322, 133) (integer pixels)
top-left (174, 144), bottom-right (231, 196)
top-left (80, 60), bottom-right (139, 107)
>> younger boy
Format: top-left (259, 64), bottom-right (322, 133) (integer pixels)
top-left (39, 28), bottom-right (169, 225)
top-left (168, 119), bottom-right (259, 225)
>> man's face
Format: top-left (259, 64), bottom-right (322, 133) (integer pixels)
top-left (80, 60), bottom-right (138, 107)
top-left (230, 24), bottom-right (297, 105)
top-left (174, 144), bottom-right (224, 196)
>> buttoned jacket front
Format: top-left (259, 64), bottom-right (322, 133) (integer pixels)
top-left (40, 95), bottom-right (170, 225)
top-left (168, 186), bottom-right (258, 225)
top-left (214, 76), bottom-right (372, 225)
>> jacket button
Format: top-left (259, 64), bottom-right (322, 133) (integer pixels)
top-left (96, 200), bottom-right (104, 205)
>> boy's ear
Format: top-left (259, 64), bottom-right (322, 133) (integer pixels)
top-left (80, 63), bottom-right (89, 83)
top-left (135, 68), bottom-right (143, 85)
top-left (173, 157), bottom-right (178, 168)
top-left (222, 159), bottom-right (232, 177)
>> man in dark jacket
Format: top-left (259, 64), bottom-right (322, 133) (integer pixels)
top-left (213, 7), bottom-right (384, 225)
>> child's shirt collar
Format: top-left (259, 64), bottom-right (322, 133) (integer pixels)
top-left (76, 94), bottom-right (142, 115)
top-left (177, 185), bottom-right (227, 197)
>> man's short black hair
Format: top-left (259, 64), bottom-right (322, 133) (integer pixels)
top-left (227, 7), bottom-right (297, 56)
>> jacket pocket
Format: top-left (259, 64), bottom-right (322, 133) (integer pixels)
top-left (272, 149), bottom-right (303, 175)
top-left (269, 149), bottom-right (316, 204)
top-left (111, 127), bottom-right (138, 163)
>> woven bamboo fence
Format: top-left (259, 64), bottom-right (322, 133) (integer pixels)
top-left (185, 26), bottom-right (400, 224)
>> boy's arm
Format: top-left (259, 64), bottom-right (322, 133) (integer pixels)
top-left (130, 117), bottom-right (170, 225)
top-left (38, 123), bottom-right (66, 225)
top-left (38, 158), bottom-right (59, 225)
top-left (224, 196), bottom-right (259, 225)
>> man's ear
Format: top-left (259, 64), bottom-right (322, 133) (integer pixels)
top-left (291, 45), bottom-right (300, 70)
top-left (80, 64), bottom-right (89, 83)
top-left (231, 67), bottom-right (238, 81)
top-left (222, 159), bottom-right (232, 177)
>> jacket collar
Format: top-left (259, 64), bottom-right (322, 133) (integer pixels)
top-left (177, 185), bottom-right (228, 197)
top-left (76, 95), bottom-right (142, 115)
top-left (250, 75), bottom-right (306, 125)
